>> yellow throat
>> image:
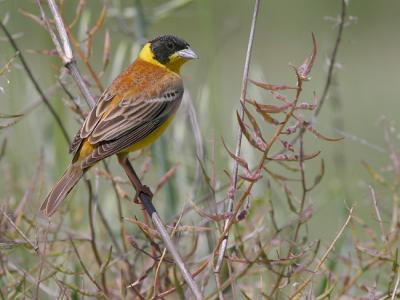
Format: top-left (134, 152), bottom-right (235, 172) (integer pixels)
top-left (139, 43), bottom-right (188, 74)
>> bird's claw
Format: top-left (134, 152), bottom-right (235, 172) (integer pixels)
top-left (134, 185), bottom-right (153, 204)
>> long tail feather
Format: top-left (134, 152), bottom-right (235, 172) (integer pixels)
top-left (40, 165), bottom-right (83, 217)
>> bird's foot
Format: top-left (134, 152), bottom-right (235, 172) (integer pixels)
top-left (133, 185), bottom-right (153, 204)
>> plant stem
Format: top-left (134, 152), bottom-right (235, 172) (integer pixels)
top-left (213, 0), bottom-right (261, 275)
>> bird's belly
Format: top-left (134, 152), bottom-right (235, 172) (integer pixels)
top-left (120, 114), bottom-right (176, 154)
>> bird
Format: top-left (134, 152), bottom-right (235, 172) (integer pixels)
top-left (40, 35), bottom-right (198, 217)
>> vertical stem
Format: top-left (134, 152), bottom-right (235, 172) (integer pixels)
top-left (214, 0), bottom-right (261, 273)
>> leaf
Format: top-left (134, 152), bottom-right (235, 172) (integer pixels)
top-left (0, 119), bottom-right (20, 129)
top-left (196, 154), bottom-right (214, 192)
top-left (236, 111), bottom-right (266, 151)
top-left (222, 138), bottom-right (249, 170)
top-left (308, 159), bottom-right (325, 191)
top-left (19, 9), bottom-right (45, 27)
top-left (0, 138), bottom-right (6, 160)
top-left (313, 159), bottom-right (325, 186)
top-left (59, 281), bottom-right (105, 297)
top-left (243, 106), bottom-right (262, 137)
top-left (155, 163), bottom-right (179, 194)
top-left (284, 184), bottom-right (298, 213)
top-left (249, 101), bottom-right (281, 125)
top-left (303, 122), bottom-right (343, 141)
top-left (189, 199), bottom-right (232, 221)
top-left (0, 52), bottom-right (19, 76)
top-left (283, 121), bottom-right (301, 135)
top-left (247, 98), bottom-right (289, 114)
top-left (269, 151), bottom-right (321, 161)
top-left (264, 167), bottom-right (300, 182)
top-left (361, 160), bottom-right (385, 184)
top-left (271, 91), bottom-right (288, 102)
top-left (297, 102), bottom-right (317, 110)
top-left (392, 248), bottom-right (398, 273)
top-left (124, 217), bottom-right (160, 240)
top-left (102, 29), bottom-right (111, 71)
top-left (98, 246), bottom-right (112, 276)
top-left (173, 267), bottom-right (185, 300)
top-left (0, 112), bottom-right (24, 119)
top-left (249, 79), bottom-right (297, 91)
top-left (239, 170), bottom-right (262, 183)
top-left (298, 33), bottom-right (317, 79)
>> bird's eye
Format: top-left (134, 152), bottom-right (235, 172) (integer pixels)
top-left (166, 42), bottom-right (174, 50)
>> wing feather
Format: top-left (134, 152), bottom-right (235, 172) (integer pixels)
top-left (88, 82), bottom-right (182, 144)
top-left (70, 59), bottom-right (184, 165)
top-left (80, 117), bottom-right (166, 169)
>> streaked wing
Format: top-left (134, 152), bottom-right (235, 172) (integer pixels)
top-left (79, 74), bottom-right (183, 168)
top-left (80, 115), bottom-right (167, 169)
top-left (69, 89), bottom-right (114, 155)
top-left (88, 76), bottom-right (183, 144)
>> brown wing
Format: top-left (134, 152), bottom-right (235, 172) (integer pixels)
top-left (69, 89), bottom-right (114, 155)
top-left (79, 114), bottom-right (167, 169)
top-left (88, 78), bottom-right (183, 144)
top-left (78, 83), bottom-right (183, 168)
top-left (69, 59), bottom-right (183, 159)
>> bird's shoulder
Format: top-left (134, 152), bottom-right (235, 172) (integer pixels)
top-left (110, 58), bottom-right (182, 96)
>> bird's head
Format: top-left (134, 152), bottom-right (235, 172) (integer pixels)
top-left (139, 35), bottom-right (198, 73)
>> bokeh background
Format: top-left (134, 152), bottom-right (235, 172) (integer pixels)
top-left (2, 0), bottom-right (399, 238)
top-left (1, 0), bottom-right (399, 297)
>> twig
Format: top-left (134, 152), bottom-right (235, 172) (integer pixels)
top-left (7, 260), bottom-right (58, 297)
top-left (291, 131), bottom-right (308, 243)
top-left (2, 211), bottom-right (38, 253)
top-left (286, 0), bottom-right (347, 149)
top-left (118, 155), bottom-right (202, 300)
top-left (289, 206), bottom-right (353, 299)
top-left (368, 185), bottom-right (386, 242)
top-left (149, 260), bottom-right (209, 300)
top-left (86, 178), bottom-right (103, 266)
top-left (15, 150), bottom-right (44, 218)
top-left (153, 207), bottom-right (184, 297)
top-left (0, 21), bottom-right (70, 144)
top-left (185, 93), bottom-right (205, 196)
top-left (392, 269), bottom-right (400, 300)
top-left (70, 238), bottom-right (103, 292)
top-left (314, 0), bottom-right (347, 116)
top-left (36, 0), bottom-right (96, 107)
top-left (214, 0), bottom-right (261, 278)
top-left (334, 256), bottom-right (381, 299)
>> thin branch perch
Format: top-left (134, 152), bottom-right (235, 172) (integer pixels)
top-left (118, 155), bottom-right (202, 300)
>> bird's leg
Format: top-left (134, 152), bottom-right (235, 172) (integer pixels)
top-left (117, 154), bottom-right (153, 204)
top-left (117, 155), bottom-right (202, 300)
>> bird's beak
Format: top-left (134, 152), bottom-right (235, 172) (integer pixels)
top-left (176, 47), bottom-right (199, 60)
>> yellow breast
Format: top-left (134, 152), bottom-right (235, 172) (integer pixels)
top-left (120, 113), bottom-right (176, 154)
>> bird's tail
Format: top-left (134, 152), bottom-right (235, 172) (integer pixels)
top-left (40, 165), bottom-right (83, 217)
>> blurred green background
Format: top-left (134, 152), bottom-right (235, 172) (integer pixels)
top-left (1, 0), bottom-right (399, 245)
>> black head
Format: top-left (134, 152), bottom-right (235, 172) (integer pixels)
top-left (149, 35), bottom-right (198, 65)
